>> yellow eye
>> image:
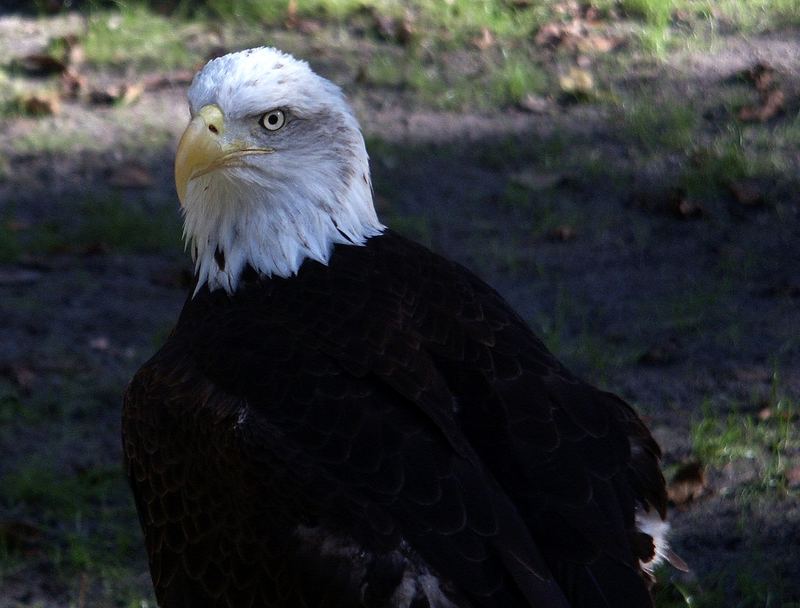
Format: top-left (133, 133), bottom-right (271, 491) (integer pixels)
top-left (260, 109), bottom-right (286, 131)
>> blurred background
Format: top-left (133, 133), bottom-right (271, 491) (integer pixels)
top-left (0, 1), bottom-right (799, 606)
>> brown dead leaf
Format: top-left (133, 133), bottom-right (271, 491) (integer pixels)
top-left (578, 33), bottom-right (623, 53)
top-left (0, 520), bottom-right (44, 555)
top-left (0, 363), bottom-right (37, 394)
top-left (559, 67), bottom-right (595, 99)
top-left (668, 189), bottom-right (705, 219)
top-left (534, 22), bottom-right (564, 47)
top-left (89, 82), bottom-right (143, 106)
top-left (639, 339), bottom-right (680, 365)
top-left (727, 178), bottom-right (764, 207)
top-left (15, 53), bottom-right (67, 76)
top-left (549, 225), bottom-right (577, 241)
top-left (785, 465), bottom-right (800, 488)
top-left (142, 70), bottom-right (195, 91)
top-left (60, 67), bottom-right (87, 98)
top-left (668, 461), bottom-right (707, 506)
top-left (742, 62), bottom-right (776, 92)
top-left (738, 88), bottom-right (784, 123)
top-left (108, 164), bottom-right (154, 189)
top-left (472, 27), bottom-right (495, 50)
top-left (89, 336), bottom-right (110, 352)
top-left (518, 93), bottom-right (550, 113)
top-left (372, 11), bottom-right (415, 44)
top-left (18, 92), bottom-right (61, 116)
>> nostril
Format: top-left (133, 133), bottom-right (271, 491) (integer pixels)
top-left (208, 124), bottom-right (219, 134)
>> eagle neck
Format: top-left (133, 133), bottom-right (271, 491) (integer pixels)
top-left (183, 169), bottom-right (384, 295)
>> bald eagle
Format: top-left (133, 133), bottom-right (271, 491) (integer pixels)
top-left (123, 47), bottom-right (678, 608)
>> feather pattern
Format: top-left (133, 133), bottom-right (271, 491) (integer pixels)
top-left (123, 230), bottom-right (668, 608)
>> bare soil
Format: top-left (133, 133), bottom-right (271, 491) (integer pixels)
top-left (0, 9), bottom-right (799, 607)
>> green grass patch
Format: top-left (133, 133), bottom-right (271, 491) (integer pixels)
top-left (402, 48), bottom-right (547, 110)
top-left (692, 387), bottom-right (798, 494)
top-left (19, 198), bottom-right (181, 256)
top-left (624, 99), bottom-right (699, 153)
top-left (83, 5), bottom-right (198, 69)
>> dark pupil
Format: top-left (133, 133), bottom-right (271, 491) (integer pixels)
top-left (268, 114), bottom-right (278, 125)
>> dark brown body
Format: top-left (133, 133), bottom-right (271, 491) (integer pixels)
top-left (123, 230), bottom-right (667, 607)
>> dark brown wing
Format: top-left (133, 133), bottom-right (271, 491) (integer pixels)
top-left (124, 229), bottom-right (665, 607)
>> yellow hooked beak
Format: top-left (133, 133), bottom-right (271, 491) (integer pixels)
top-left (174, 104), bottom-right (273, 206)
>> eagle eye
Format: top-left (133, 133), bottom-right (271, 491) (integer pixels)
top-left (260, 109), bottom-right (286, 131)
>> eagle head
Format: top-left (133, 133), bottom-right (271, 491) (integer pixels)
top-left (175, 47), bottom-right (383, 294)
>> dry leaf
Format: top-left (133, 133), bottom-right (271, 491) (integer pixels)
top-left (108, 164), bottom-right (154, 189)
top-left (742, 62), bottom-right (776, 92)
top-left (738, 88), bottom-right (785, 122)
top-left (549, 225), bottom-right (577, 241)
top-left (89, 336), bottom-right (110, 352)
top-left (639, 339), bottom-right (680, 365)
top-left (727, 178), bottom-right (764, 207)
top-left (668, 189), bottom-right (705, 219)
top-left (559, 67), bottom-right (594, 98)
top-left (668, 461), bottom-right (707, 506)
top-left (785, 465), bottom-right (800, 488)
top-left (60, 67), bottom-right (87, 98)
top-left (18, 92), bottom-right (61, 116)
top-left (519, 93), bottom-right (550, 113)
top-left (89, 82), bottom-right (144, 106)
top-left (579, 34), bottom-right (622, 53)
top-left (15, 53), bottom-right (67, 76)
top-left (0, 520), bottom-right (43, 555)
top-left (535, 22), bottom-right (564, 47)
top-left (472, 27), bottom-right (495, 50)
top-left (120, 82), bottom-right (144, 106)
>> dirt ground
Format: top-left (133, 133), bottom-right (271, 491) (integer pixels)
top-left (0, 6), bottom-right (799, 608)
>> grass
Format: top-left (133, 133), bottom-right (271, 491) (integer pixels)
top-left (692, 378), bottom-right (798, 495)
top-left (9, 198), bottom-right (181, 256)
top-left (83, 5), bottom-right (199, 70)
top-left (624, 98), bottom-right (699, 154)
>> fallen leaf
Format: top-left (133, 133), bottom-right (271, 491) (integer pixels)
top-left (0, 520), bottom-right (43, 555)
top-left (0, 363), bottom-right (37, 394)
top-left (142, 70), bottom-right (195, 90)
top-left (14, 53), bottom-right (67, 76)
top-left (668, 461), bottom-right (707, 506)
top-left (578, 33), bottom-right (623, 53)
top-left (785, 465), bottom-right (800, 488)
top-left (372, 11), bottom-right (415, 44)
top-left (89, 82), bottom-right (144, 106)
top-left (639, 339), bottom-right (680, 365)
top-left (559, 67), bottom-right (595, 99)
top-left (518, 93), bottom-right (550, 113)
top-left (108, 164), bottom-right (154, 189)
top-left (60, 67), bottom-right (87, 98)
top-left (668, 189), bottom-right (705, 219)
top-left (549, 225), bottom-right (577, 241)
top-left (738, 88), bottom-right (784, 122)
top-left (17, 91), bottom-right (61, 116)
top-left (296, 19), bottom-right (323, 35)
top-left (534, 22), bottom-right (564, 48)
top-left (742, 62), bottom-right (776, 92)
top-left (472, 27), bottom-right (495, 50)
top-left (727, 178), bottom-right (764, 207)
top-left (89, 336), bottom-right (110, 352)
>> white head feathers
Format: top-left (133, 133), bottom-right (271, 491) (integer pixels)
top-left (181, 47), bottom-right (384, 294)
